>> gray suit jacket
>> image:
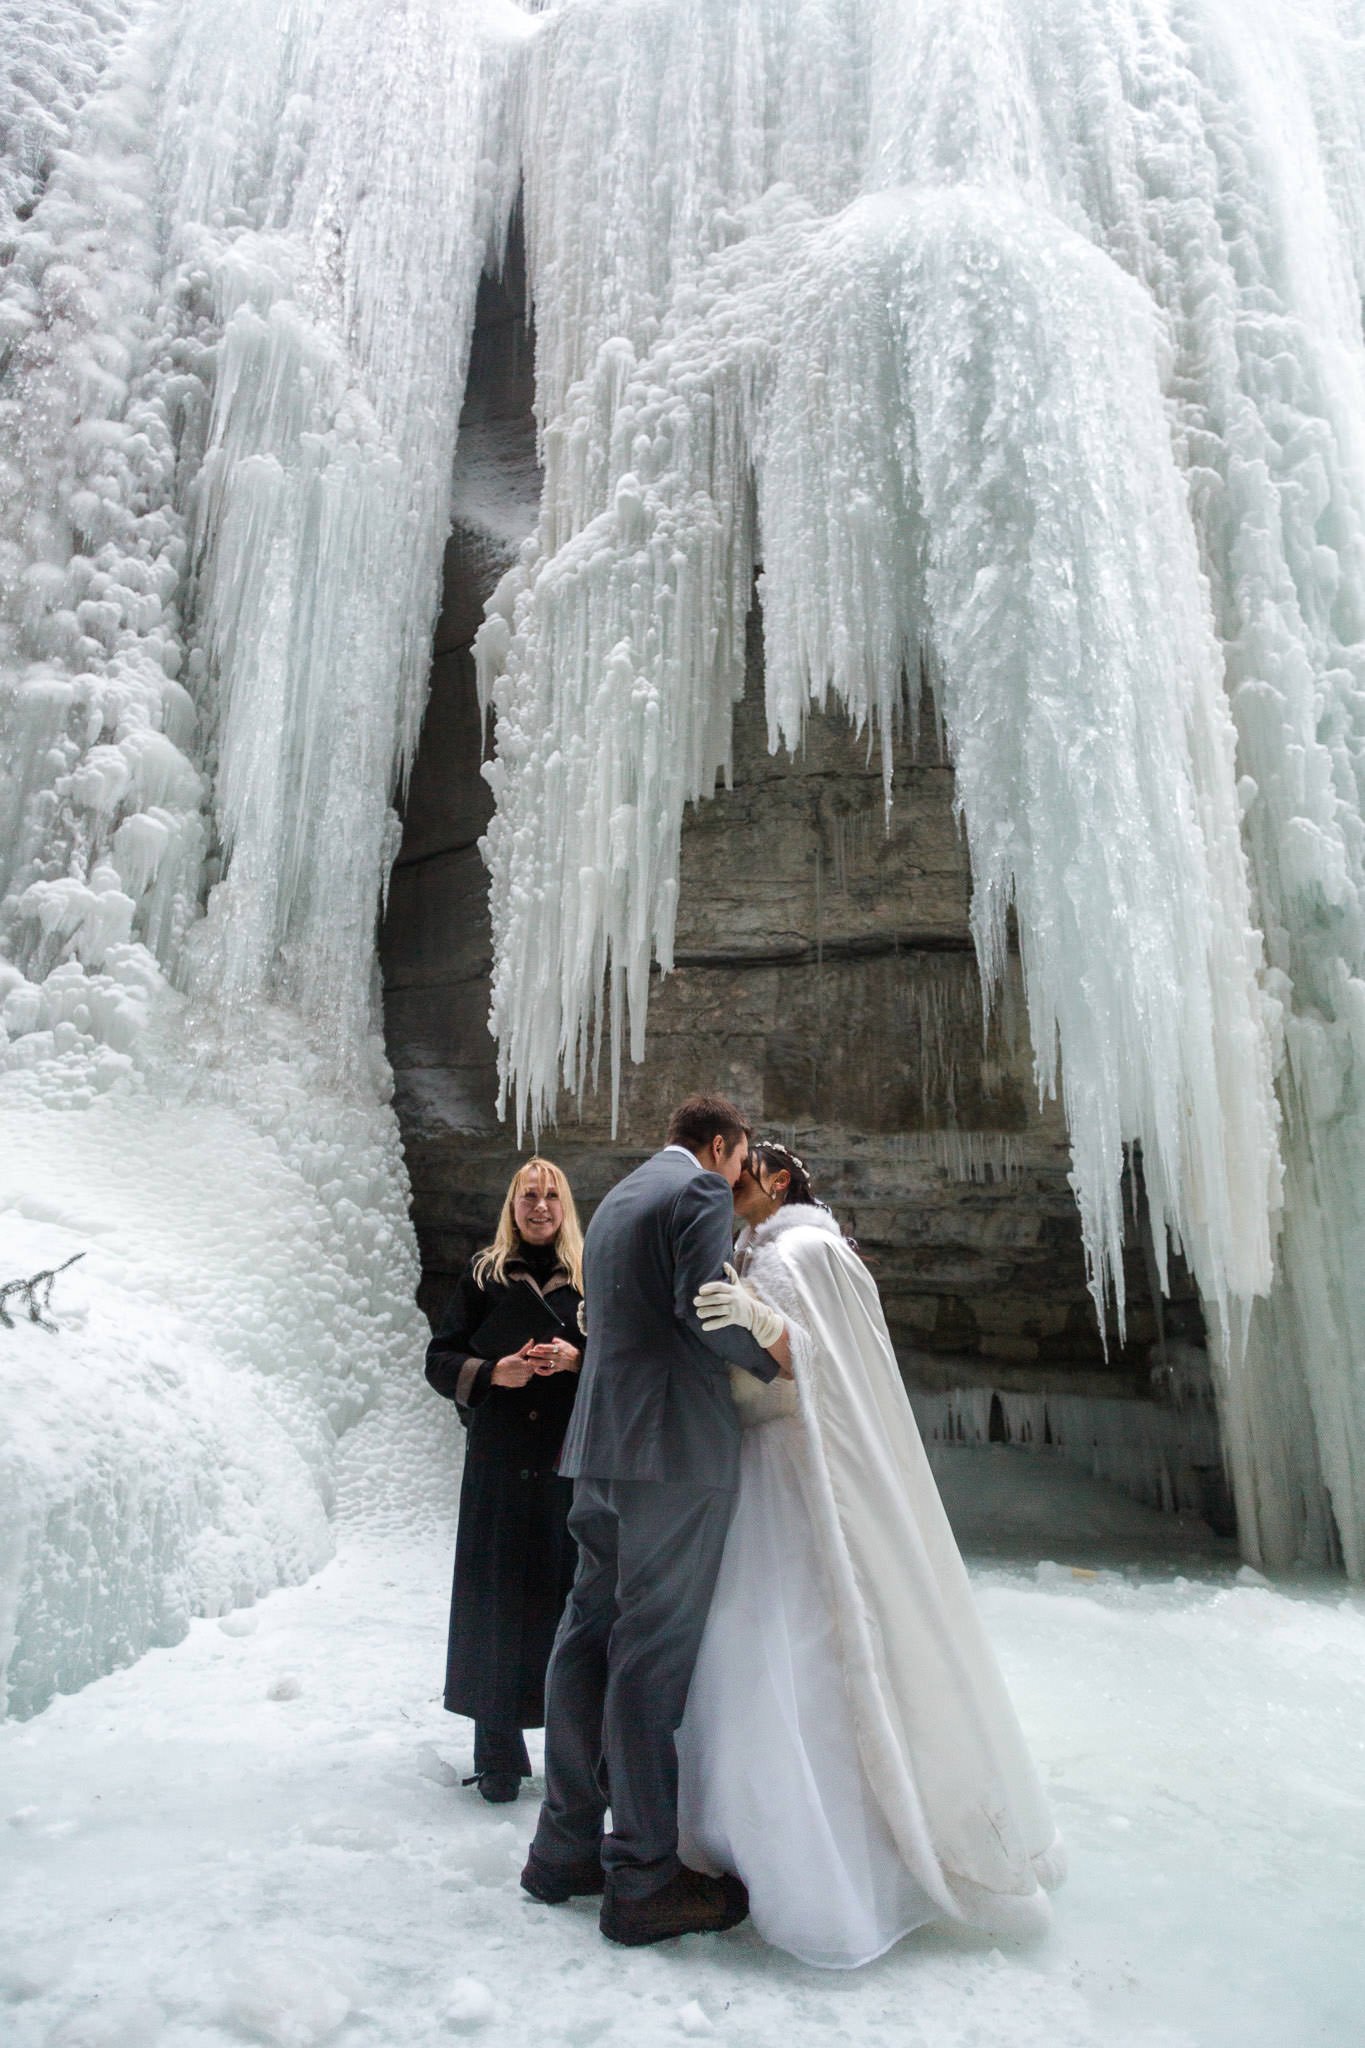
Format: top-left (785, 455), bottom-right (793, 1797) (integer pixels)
top-left (558, 1148), bottom-right (780, 1488)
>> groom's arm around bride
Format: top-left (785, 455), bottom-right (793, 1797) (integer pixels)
top-left (523, 1093), bottom-right (787, 1947)
top-left (558, 1108), bottom-right (782, 1490)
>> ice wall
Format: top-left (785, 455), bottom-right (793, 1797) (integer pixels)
top-left (6, 0), bottom-right (1365, 1725)
top-left (477, 0), bottom-right (1365, 1574)
top-left (0, 0), bottom-right (526, 1712)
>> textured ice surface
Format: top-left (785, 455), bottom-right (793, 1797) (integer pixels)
top-left (0, 989), bottom-right (441, 1715)
top-left (475, 0), bottom-right (1365, 1576)
top-left (0, 1496), bottom-right (1360, 2046)
top-left (0, 0), bottom-right (523, 1711)
top-left (0, 0), bottom-right (138, 229)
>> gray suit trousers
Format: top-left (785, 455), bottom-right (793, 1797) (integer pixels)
top-left (531, 1476), bottom-right (734, 1899)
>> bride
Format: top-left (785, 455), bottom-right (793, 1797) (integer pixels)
top-left (676, 1140), bottom-right (1065, 1969)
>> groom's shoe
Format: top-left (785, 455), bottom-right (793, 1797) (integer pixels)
top-left (520, 1846), bottom-right (606, 1903)
top-left (599, 1866), bottom-right (749, 1946)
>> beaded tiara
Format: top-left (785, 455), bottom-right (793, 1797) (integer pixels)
top-left (751, 1138), bottom-right (808, 1175)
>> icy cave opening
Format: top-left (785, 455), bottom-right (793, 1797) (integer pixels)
top-left (384, 215), bottom-right (1235, 1554)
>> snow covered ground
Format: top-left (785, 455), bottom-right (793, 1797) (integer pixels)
top-left (2, 1455), bottom-right (1362, 2048)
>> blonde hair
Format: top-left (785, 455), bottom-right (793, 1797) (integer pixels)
top-left (472, 1156), bottom-right (584, 1293)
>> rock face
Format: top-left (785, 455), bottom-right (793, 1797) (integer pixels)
top-left (384, 620), bottom-right (1194, 1366)
top-left (380, 250), bottom-right (1223, 1529)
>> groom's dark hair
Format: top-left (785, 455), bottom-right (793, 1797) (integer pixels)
top-left (666, 1093), bottom-right (751, 1156)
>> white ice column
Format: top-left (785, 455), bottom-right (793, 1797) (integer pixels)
top-left (166, 0), bottom-right (523, 1061)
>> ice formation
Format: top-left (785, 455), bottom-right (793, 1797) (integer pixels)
top-left (5, 0), bottom-right (1365, 1721)
top-left (475, 0), bottom-right (1365, 1577)
top-left (0, 0), bottom-right (525, 1712)
top-left (912, 1361), bottom-right (1225, 1523)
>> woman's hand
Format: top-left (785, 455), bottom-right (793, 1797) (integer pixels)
top-left (490, 1342), bottom-right (539, 1387)
top-left (528, 1338), bottom-right (582, 1376)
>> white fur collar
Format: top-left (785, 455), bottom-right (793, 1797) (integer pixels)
top-left (741, 1202), bottom-right (843, 1255)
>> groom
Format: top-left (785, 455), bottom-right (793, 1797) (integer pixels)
top-left (520, 1093), bottom-right (787, 1945)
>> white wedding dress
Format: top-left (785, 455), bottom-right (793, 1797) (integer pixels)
top-left (676, 1206), bottom-right (1064, 1969)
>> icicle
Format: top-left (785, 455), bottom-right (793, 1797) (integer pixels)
top-left (0, 0), bottom-right (529, 1713)
top-left (482, 0), bottom-right (1365, 1574)
top-left (167, 0), bottom-right (525, 1064)
top-left (488, 99), bottom-right (1278, 1337)
top-left (911, 1376), bottom-right (1224, 1521)
top-left (889, 1130), bottom-right (1024, 1187)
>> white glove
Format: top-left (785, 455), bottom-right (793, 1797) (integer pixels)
top-left (693, 1262), bottom-right (785, 1349)
top-left (576, 1299), bottom-right (587, 1337)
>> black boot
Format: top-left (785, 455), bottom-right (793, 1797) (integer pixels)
top-left (465, 1770), bottom-right (521, 1804)
top-left (465, 1722), bottom-right (532, 1804)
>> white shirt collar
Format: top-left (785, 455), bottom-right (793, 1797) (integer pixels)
top-left (663, 1144), bottom-right (704, 1171)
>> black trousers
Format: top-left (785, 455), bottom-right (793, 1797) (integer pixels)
top-left (473, 1722), bottom-right (531, 1777)
top-left (530, 1477), bottom-right (734, 1899)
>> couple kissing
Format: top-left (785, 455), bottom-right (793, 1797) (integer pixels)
top-left (520, 1094), bottom-right (1064, 1966)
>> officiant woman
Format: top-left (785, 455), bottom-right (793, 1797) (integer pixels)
top-left (425, 1157), bottom-right (585, 1802)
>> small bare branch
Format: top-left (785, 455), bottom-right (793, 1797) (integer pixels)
top-left (0, 1253), bottom-right (85, 1333)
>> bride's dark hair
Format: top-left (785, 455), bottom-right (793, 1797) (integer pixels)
top-left (750, 1140), bottom-right (860, 1254)
top-left (748, 1138), bottom-right (823, 1211)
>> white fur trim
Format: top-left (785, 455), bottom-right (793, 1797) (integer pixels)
top-left (745, 1202), bottom-right (843, 1253)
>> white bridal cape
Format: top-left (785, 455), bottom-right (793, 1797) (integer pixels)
top-left (676, 1206), bottom-right (1064, 1968)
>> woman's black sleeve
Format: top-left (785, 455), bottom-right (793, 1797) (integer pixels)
top-left (424, 1269), bottom-right (494, 1412)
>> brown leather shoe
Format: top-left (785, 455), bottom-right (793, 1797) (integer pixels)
top-left (599, 1866), bottom-right (749, 1946)
top-left (520, 1846), bottom-right (605, 1903)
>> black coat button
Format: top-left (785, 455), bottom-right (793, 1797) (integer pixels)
top-left (520, 1469), bottom-right (530, 1480)
top-left (528, 1409), bottom-right (539, 1421)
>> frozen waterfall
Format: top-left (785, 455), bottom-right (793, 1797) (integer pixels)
top-left (477, 0), bottom-right (1365, 1579)
top-left (0, 0), bottom-right (526, 1712)
top-left (3, 0), bottom-right (1365, 1719)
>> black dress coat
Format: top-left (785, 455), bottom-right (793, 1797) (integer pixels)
top-left (425, 1251), bottom-right (582, 1729)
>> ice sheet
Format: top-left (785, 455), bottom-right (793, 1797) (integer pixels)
top-left (0, 1494), bottom-right (1360, 2045)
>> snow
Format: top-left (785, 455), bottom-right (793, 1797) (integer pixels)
top-left (0, 1465), bottom-right (1361, 2047)
top-left (0, 1005), bottom-right (442, 1717)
